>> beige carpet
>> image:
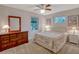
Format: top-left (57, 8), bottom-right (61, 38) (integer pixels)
top-left (58, 43), bottom-right (79, 54)
top-left (1, 41), bottom-right (79, 54)
top-left (0, 42), bottom-right (52, 54)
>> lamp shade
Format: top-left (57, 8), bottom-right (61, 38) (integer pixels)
top-left (72, 27), bottom-right (76, 30)
top-left (45, 25), bottom-right (51, 31)
top-left (2, 25), bottom-right (9, 29)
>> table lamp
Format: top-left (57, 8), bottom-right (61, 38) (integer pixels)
top-left (2, 25), bottom-right (9, 33)
top-left (72, 26), bottom-right (77, 34)
top-left (45, 25), bottom-right (51, 31)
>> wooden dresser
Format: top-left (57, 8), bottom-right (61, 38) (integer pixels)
top-left (0, 31), bottom-right (28, 51)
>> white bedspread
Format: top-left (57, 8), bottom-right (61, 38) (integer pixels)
top-left (33, 32), bottom-right (67, 53)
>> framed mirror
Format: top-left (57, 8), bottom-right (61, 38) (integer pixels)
top-left (8, 16), bottom-right (21, 33)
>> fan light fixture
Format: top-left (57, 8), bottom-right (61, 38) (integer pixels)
top-left (40, 9), bottom-right (45, 14)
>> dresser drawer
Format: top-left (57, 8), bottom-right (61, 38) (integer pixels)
top-left (20, 32), bottom-right (27, 36)
top-left (0, 35), bottom-right (9, 40)
top-left (9, 42), bottom-right (16, 47)
top-left (10, 38), bottom-right (17, 42)
top-left (21, 33), bottom-right (27, 39)
top-left (17, 39), bottom-right (27, 44)
top-left (1, 40), bottom-right (9, 44)
top-left (21, 33), bottom-right (27, 36)
top-left (16, 33), bottom-right (22, 39)
top-left (10, 34), bottom-right (16, 39)
top-left (16, 33), bottom-right (27, 40)
top-left (1, 43), bottom-right (9, 49)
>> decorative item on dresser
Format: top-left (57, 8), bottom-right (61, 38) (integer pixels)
top-left (0, 31), bottom-right (28, 51)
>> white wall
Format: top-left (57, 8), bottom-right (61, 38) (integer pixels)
top-left (0, 5), bottom-right (46, 40)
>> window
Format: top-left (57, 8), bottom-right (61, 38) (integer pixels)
top-left (53, 16), bottom-right (66, 24)
top-left (31, 17), bottom-right (39, 31)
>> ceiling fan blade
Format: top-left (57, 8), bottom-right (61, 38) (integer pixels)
top-left (36, 4), bottom-right (44, 9)
top-left (45, 8), bottom-right (51, 11)
top-left (34, 8), bottom-right (41, 11)
top-left (35, 5), bottom-right (41, 9)
top-left (46, 4), bottom-right (51, 7)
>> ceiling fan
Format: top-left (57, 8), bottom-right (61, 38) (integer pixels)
top-left (35, 4), bottom-right (52, 13)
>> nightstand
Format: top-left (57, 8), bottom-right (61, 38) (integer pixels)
top-left (68, 34), bottom-right (79, 44)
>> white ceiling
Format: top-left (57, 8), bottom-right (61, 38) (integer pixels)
top-left (2, 4), bottom-right (79, 15)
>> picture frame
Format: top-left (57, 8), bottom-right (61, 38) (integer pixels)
top-left (8, 16), bottom-right (21, 33)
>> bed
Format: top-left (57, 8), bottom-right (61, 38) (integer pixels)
top-left (33, 31), bottom-right (67, 53)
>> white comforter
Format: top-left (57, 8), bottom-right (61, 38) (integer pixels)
top-left (33, 32), bottom-right (67, 53)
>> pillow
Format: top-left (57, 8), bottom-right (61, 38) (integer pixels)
top-left (33, 33), bottom-right (67, 53)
